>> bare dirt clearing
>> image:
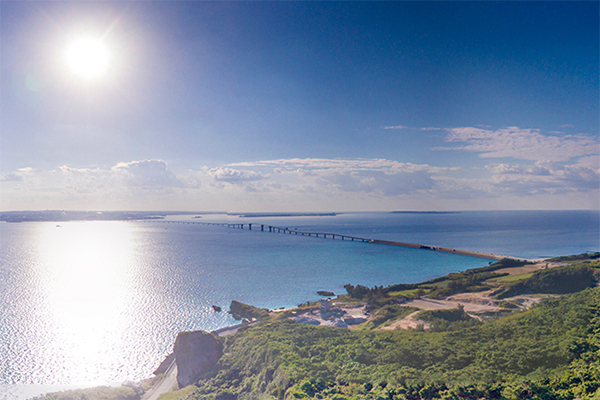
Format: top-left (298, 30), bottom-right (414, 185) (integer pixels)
top-left (494, 261), bottom-right (565, 275)
top-left (378, 311), bottom-right (431, 330)
top-left (379, 291), bottom-right (546, 331)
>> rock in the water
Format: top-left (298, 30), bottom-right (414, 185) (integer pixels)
top-left (317, 291), bottom-right (335, 297)
top-left (174, 330), bottom-right (223, 387)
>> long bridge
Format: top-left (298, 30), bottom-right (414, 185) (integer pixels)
top-left (140, 220), bottom-right (534, 262)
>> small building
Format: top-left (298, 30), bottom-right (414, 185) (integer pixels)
top-left (320, 298), bottom-right (332, 312)
top-left (342, 316), bottom-right (367, 325)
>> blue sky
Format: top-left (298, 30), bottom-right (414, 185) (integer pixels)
top-left (1, 1), bottom-right (598, 211)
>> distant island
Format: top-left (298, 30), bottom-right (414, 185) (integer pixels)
top-left (0, 210), bottom-right (469, 223)
top-left (231, 212), bottom-right (337, 218)
top-left (389, 211), bottom-right (461, 214)
top-left (0, 210), bottom-right (339, 223)
top-left (0, 210), bottom-right (224, 223)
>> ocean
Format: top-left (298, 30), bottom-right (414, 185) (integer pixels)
top-left (0, 210), bottom-right (598, 399)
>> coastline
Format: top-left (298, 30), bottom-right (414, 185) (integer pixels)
top-left (3, 212), bottom-right (597, 400)
top-left (26, 253), bottom-right (600, 400)
top-left (139, 254), bottom-right (598, 400)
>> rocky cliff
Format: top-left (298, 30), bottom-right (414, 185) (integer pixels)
top-left (173, 330), bottom-right (223, 387)
top-left (229, 300), bottom-right (270, 321)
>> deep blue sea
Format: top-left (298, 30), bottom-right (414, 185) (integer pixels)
top-left (0, 211), bottom-right (598, 399)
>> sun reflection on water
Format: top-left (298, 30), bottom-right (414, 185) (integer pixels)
top-left (34, 222), bottom-right (137, 385)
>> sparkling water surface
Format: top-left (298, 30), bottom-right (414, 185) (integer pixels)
top-left (0, 211), bottom-right (598, 399)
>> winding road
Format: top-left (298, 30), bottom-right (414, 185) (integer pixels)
top-left (142, 361), bottom-right (178, 400)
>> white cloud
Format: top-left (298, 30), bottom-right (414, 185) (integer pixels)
top-left (575, 155), bottom-right (600, 169)
top-left (229, 158), bottom-right (457, 174)
top-left (380, 126), bottom-right (443, 131)
top-left (227, 156), bottom-right (598, 205)
top-left (0, 160), bottom-right (206, 210)
top-left (439, 126), bottom-right (599, 162)
top-left (209, 167), bottom-right (268, 183)
top-left (1, 172), bottom-right (24, 182)
top-left (381, 125), bottom-right (411, 130)
top-left (486, 161), bottom-right (600, 194)
top-left (1, 167), bottom-right (34, 182)
top-left (229, 158), bottom-right (461, 201)
top-left (112, 159), bottom-right (185, 188)
top-left (1, 155), bottom-right (597, 211)
top-left (318, 169), bottom-right (437, 196)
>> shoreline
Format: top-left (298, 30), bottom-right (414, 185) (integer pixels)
top-left (26, 253), bottom-right (599, 400)
top-left (141, 255), bottom-right (595, 399)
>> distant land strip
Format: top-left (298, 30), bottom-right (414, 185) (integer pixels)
top-left (141, 220), bottom-right (539, 263)
top-left (231, 212), bottom-right (337, 218)
top-left (389, 211), bottom-right (461, 214)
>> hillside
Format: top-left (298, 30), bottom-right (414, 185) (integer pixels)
top-left (35, 256), bottom-right (600, 400)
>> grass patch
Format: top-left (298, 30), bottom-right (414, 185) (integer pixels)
top-left (34, 386), bottom-right (140, 400)
top-left (157, 385), bottom-right (199, 400)
top-left (549, 252), bottom-right (599, 262)
top-left (419, 280), bottom-right (450, 289)
top-left (486, 272), bottom-right (533, 284)
top-left (493, 264), bottom-right (600, 299)
top-left (497, 300), bottom-right (520, 309)
top-left (387, 288), bottom-right (425, 298)
top-left (360, 305), bottom-right (418, 329)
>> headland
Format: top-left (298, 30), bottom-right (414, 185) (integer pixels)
top-left (34, 252), bottom-right (600, 400)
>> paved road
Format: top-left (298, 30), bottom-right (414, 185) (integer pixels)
top-left (142, 361), bottom-right (178, 400)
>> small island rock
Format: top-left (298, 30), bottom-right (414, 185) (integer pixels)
top-left (317, 291), bottom-right (335, 297)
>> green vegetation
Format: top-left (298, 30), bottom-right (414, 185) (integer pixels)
top-left (486, 272), bottom-right (533, 284)
top-left (425, 270), bottom-right (502, 299)
top-left (416, 305), bottom-right (481, 332)
top-left (34, 386), bottom-right (139, 400)
top-left (229, 300), bottom-right (271, 321)
top-left (342, 284), bottom-right (389, 307)
top-left (342, 259), bottom-right (532, 306)
top-left (181, 287), bottom-right (600, 400)
top-left (385, 288), bottom-right (422, 298)
top-left (493, 262), bottom-right (600, 299)
top-left (158, 385), bottom-right (200, 400)
top-left (359, 305), bottom-right (418, 330)
top-left (549, 252), bottom-right (600, 262)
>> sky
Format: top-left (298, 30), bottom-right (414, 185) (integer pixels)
top-left (1, 1), bottom-right (598, 212)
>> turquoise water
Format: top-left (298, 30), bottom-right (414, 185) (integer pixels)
top-left (0, 211), bottom-right (598, 398)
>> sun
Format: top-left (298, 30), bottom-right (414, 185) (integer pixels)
top-left (66, 37), bottom-right (109, 78)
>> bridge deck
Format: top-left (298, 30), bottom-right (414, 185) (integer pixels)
top-left (139, 220), bottom-right (535, 262)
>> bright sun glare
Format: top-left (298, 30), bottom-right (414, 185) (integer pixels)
top-left (67, 37), bottom-right (109, 78)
